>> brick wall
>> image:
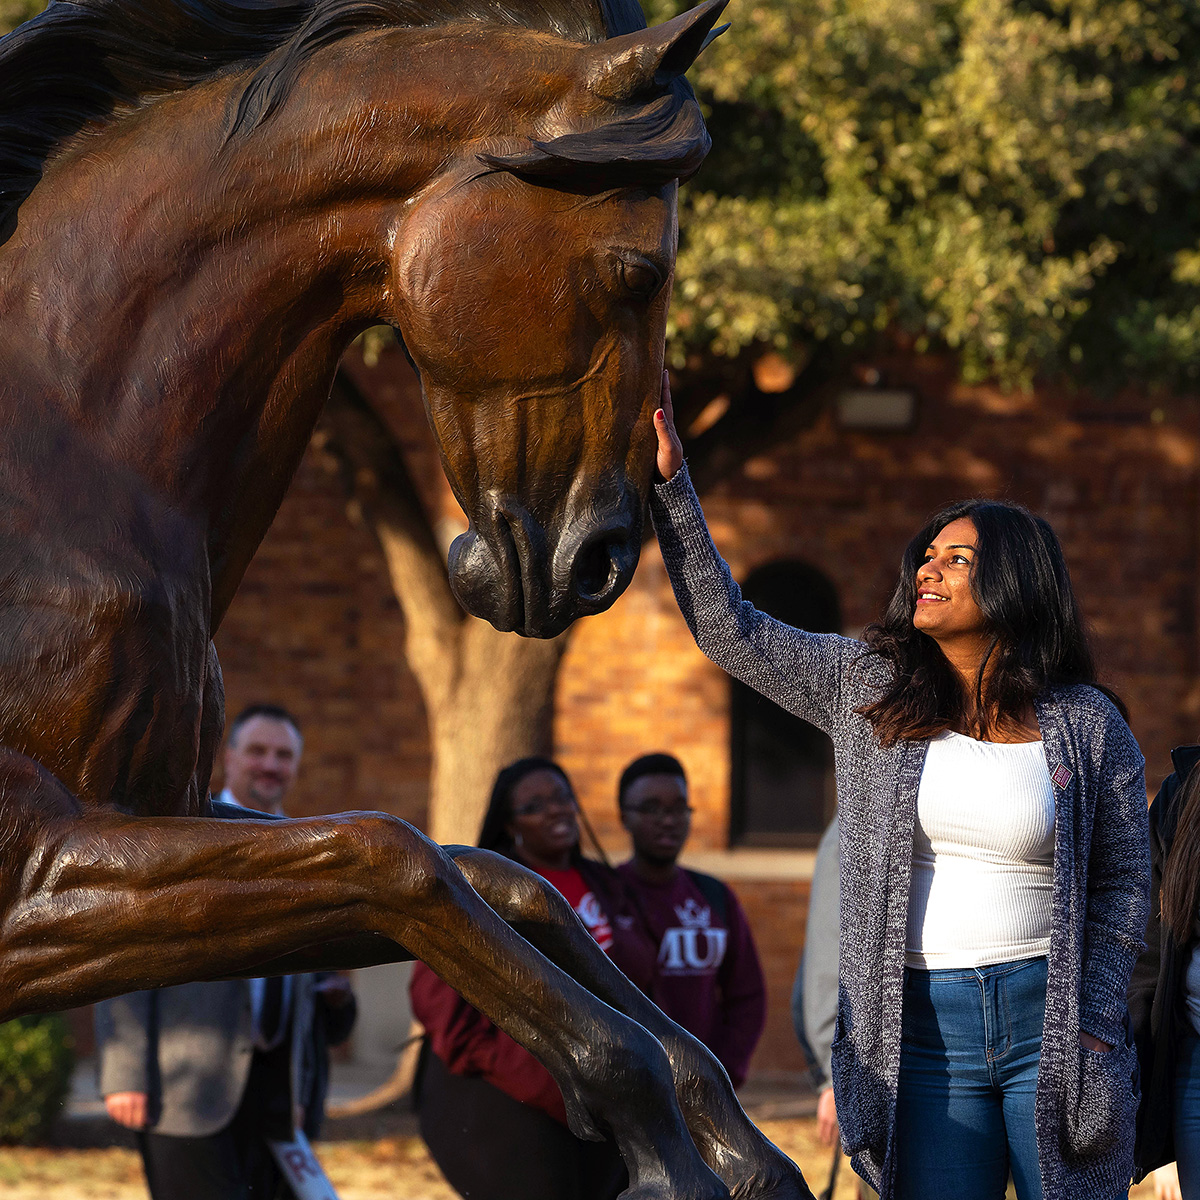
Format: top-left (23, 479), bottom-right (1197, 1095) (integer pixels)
top-left (727, 878), bottom-right (811, 1078)
top-left (559, 358), bottom-right (1200, 859)
top-left (213, 422), bottom-right (432, 828)
top-left (211, 344), bottom-right (1200, 1078)
top-left (212, 345), bottom-right (440, 828)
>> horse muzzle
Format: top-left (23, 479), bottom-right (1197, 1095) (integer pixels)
top-left (447, 493), bottom-right (643, 638)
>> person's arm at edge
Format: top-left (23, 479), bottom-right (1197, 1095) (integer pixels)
top-left (799, 817), bottom-right (842, 1146)
top-left (1129, 778), bottom-right (1169, 1061)
top-left (801, 816), bottom-right (840, 1089)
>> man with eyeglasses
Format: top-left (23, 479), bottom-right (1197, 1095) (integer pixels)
top-left (616, 753), bottom-right (767, 1088)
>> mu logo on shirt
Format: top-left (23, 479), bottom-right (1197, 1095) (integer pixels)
top-left (657, 897), bottom-right (728, 975)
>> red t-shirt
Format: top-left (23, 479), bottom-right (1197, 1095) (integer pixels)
top-left (538, 866), bottom-right (614, 951)
top-left (411, 859), bottom-right (647, 1124)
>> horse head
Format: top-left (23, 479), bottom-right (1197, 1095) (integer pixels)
top-left (389, 1), bottom-right (726, 638)
top-left (0, 0), bottom-right (725, 641)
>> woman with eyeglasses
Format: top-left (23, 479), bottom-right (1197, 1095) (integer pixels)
top-left (410, 757), bottom-right (655, 1200)
top-left (615, 752), bottom-right (766, 1089)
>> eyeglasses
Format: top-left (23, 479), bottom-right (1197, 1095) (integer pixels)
top-left (623, 803), bottom-right (693, 820)
top-left (511, 797), bottom-right (577, 818)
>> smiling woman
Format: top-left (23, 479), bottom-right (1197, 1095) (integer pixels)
top-left (650, 380), bottom-right (1150, 1200)
top-left (859, 497), bottom-right (1102, 748)
top-left (410, 758), bottom-right (658, 1200)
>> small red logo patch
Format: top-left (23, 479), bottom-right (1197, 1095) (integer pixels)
top-left (1051, 764), bottom-right (1073, 789)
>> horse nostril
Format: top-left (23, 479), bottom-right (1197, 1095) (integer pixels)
top-left (575, 536), bottom-right (615, 599)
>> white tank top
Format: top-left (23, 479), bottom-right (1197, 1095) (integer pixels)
top-left (905, 730), bottom-right (1055, 969)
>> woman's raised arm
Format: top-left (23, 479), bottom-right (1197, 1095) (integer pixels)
top-left (650, 374), bottom-right (861, 736)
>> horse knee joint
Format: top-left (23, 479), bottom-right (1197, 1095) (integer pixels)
top-left (456, 849), bottom-right (560, 924)
top-left (356, 815), bottom-right (457, 909)
top-left (576, 1015), bottom-right (668, 1094)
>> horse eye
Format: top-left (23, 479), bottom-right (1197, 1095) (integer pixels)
top-left (620, 259), bottom-right (662, 298)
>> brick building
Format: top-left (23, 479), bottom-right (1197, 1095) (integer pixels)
top-left (213, 343), bottom-right (1200, 1080)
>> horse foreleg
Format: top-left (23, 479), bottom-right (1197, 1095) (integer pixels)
top-left (0, 753), bottom-right (726, 1200)
top-left (447, 847), bottom-right (816, 1200)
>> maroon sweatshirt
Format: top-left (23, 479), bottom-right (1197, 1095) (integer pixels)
top-left (411, 859), bottom-right (655, 1125)
top-left (617, 863), bottom-right (767, 1088)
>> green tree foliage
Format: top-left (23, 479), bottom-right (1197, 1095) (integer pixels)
top-left (0, 1016), bottom-right (75, 1144)
top-left (7, 0), bottom-right (1197, 385)
top-left (0, 0), bottom-right (45, 36)
top-left (651, 0), bottom-right (1200, 387)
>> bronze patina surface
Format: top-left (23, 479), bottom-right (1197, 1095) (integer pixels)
top-left (0, 1), bottom-right (812, 1195)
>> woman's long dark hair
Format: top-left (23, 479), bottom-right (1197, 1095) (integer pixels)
top-left (477, 757), bottom-right (578, 859)
top-left (859, 498), bottom-right (1118, 745)
top-left (1162, 765), bottom-right (1200, 944)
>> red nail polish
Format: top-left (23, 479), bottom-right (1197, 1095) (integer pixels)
top-left (655, 409), bottom-right (664, 420)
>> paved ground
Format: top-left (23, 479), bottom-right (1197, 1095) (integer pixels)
top-left (0, 1125), bottom-right (1162, 1199)
top-left (0, 1119), bottom-right (861, 1200)
top-left (0, 1063), bottom-right (1152, 1199)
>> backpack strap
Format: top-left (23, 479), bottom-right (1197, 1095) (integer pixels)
top-left (683, 869), bottom-right (729, 925)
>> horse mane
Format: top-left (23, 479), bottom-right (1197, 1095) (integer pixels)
top-left (0, 0), bottom-right (652, 234)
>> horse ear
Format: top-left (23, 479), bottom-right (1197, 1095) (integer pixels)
top-left (588, 0), bottom-right (730, 102)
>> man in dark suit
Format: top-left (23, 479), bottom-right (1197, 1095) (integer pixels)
top-left (95, 705), bottom-right (357, 1200)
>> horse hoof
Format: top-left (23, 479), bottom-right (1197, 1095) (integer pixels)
top-left (619, 1187), bottom-right (730, 1200)
top-left (619, 1170), bottom-right (731, 1200)
top-left (729, 1166), bottom-right (816, 1200)
top-left (736, 1183), bottom-right (816, 1200)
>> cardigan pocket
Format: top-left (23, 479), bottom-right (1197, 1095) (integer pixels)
top-left (829, 1032), bottom-right (867, 1155)
top-left (1064, 1039), bottom-right (1139, 1166)
top-left (829, 1031), bottom-right (889, 1157)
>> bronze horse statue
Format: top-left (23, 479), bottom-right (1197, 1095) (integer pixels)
top-left (0, 0), bottom-right (813, 1195)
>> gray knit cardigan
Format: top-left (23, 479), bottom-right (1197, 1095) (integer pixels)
top-left (651, 466), bottom-right (1150, 1200)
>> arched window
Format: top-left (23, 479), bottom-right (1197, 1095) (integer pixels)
top-left (729, 561), bottom-right (841, 847)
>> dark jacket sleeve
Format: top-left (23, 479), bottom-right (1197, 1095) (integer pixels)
top-left (650, 463), bottom-right (863, 737)
top-left (1079, 708), bottom-right (1151, 1048)
top-left (301, 974), bottom-right (357, 1141)
top-left (709, 885), bottom-right (767, 1089)
top-left (315, 972), bottom-right (358, 1048)
top-left (409, 962), bottom-right (568, 1125)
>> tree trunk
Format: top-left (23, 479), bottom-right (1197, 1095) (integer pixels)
top-left (425, 621), bottom-right (568, 844)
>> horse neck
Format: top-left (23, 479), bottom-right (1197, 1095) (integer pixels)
top-left (0, 47), bottom-right (483, 623)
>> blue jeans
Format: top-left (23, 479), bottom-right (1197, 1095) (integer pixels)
top-left (894, 957), bottom-right (1048, 1200)
top-left (1175, 1032), bottom-right (1200, 1197)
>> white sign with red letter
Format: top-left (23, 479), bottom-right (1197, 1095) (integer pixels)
top-left (267, 1130), bottom-right (340, 1200)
